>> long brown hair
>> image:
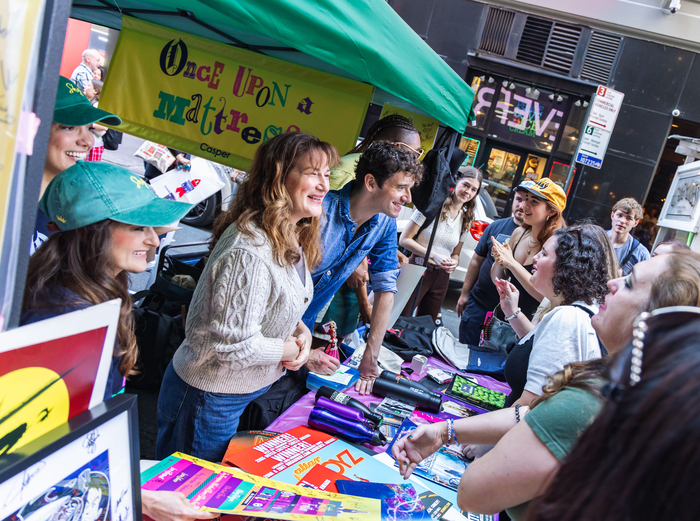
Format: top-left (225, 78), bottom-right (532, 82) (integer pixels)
top-left (530, 250), bottom-right (700, 408)
top-left (22, 221), bottom-right (137, 377)
top-left (520, 199), bottom-right (566, 245)
top-left (440, 166), bottom-right (483, 235)
top-left (526, 320), bottom-right (700, 521)
top-left (210, 132), bottom-right (339, 269)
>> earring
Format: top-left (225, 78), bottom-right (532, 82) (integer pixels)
top-left (630, 312), bottom-right (649, 385)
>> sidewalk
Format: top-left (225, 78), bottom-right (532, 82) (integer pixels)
top-left (101, 132), bottom-right (146, 175)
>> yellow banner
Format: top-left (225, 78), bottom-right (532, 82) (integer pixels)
top-left (380, 103), bottom-right (439, 160)
top-left (101, 17), bottom-right (373, 170)
top-left (0, 0), bottom-right (43, 251)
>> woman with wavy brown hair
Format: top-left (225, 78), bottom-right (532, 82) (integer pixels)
top-left (22, 161), bottom-right (193, 400)
top-left (156, 131), bottom-right (339, 463)
top-left (392, 251), bottom-right (700, 521)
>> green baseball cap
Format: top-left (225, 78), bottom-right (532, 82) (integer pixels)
top-left (40, 162), bottom-right (193, 231)
top-left (53, 76), bottom-right (122, 127)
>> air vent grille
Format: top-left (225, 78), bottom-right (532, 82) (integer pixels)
top-left (581, 32), bottom-right (622, 84)
top-left (478, 8), bottom-right (515, 56)
top-left (543, 23), bottom-right (581, 74)
top-left (516, 17), bottom-right (552, 65)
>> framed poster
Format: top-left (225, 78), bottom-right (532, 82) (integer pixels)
top-left (658, 161), bottom-right (700, 233)
top-left (0, 300), bottom-right (120, 456)
top-left (0, 394), bottom-right (141, 521)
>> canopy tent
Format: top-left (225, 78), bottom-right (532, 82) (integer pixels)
top-left (70, 0), bottom-right (474, 133)
top-left (3, 0), bottom-right (475, 329)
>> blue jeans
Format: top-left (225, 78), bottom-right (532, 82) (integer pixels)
top-left (156, 362), bottom-right (271, 462)
top-left (458, 298), bottom-right (490, 346)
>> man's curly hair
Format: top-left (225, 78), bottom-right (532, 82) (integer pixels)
top-left (551, 223), bottom-right (614, 305)
top-left (355, 142), bottom-right (424, 188)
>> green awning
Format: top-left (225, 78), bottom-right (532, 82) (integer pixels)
top-left (71, 0), bottom-right (474, 132)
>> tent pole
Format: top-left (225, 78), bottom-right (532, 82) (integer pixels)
top-left (3, 0), bottom-right (72, 329)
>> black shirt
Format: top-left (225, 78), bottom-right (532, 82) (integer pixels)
top-left (469, 217), bottom-right (519, 311)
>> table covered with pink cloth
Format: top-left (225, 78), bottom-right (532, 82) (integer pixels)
top-left (268, 356), bottom-right (511, 453)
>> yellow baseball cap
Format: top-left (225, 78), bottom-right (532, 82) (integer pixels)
top-left (515, 178), bottom-right (567, 213)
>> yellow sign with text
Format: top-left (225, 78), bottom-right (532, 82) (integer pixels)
top-left (101, 17), bottom-right (373, 170)
top-left (380, 103), bottom-right (439, 160)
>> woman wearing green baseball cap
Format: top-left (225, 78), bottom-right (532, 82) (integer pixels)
top-left (31, 76), bottom-right (122, 254)
top-left (21, 161), bottom-right (192, 400)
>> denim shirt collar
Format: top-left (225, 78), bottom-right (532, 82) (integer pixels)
top-left (338, 181), bottom-right (379, 236)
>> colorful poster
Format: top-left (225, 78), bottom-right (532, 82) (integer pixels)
top-left (0, 300), bottom-right (119, 455)
top-left (101, 17), bottom-right (373, 171)
top-left (379, 104), bottom-right (438, 160)
top-left (141, 453), bottom-right (381, 521)
top-left (336, 482), bottom-right (432, 521)
top-left (0, 405), bottom-right (137, 521)
top-left (231, 426), bottom-right (398, 483)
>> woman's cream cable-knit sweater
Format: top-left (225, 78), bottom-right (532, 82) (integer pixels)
top-left (172, 221), bottom-right (314, 394)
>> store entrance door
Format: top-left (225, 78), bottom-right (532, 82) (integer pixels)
top-left (480, 142), bottom-right (548, 217)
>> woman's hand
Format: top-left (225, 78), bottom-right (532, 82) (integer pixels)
top-left (494, 278), bottom-right (520, 317)
top-left (462, 443), bottom-right (492, 460)
top-left (306, 348), bottom-right (341, 375)
top-left (392, 423), bottom-right (446, 479)
top-left (283, 336), bottom-right (311, 371)
top-left (440, 257), bottom-right (458, 273)
top-left (491, 237), bottom-right (515, 270)
top-left (141, 490), bottom-right (217, 521)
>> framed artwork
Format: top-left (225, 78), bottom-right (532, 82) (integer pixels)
top-left (658, 161), bottom-right (700, 233)
top-left (0, 300), bottom-right (120, 456)
top-left (0, 394), bottom-right (141, 521)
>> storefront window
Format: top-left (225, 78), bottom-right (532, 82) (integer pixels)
top-left (490, 84), bottom-right (566, 153)
top-left (470, 77), bottom-right (496, 132)
top-left (459, 137), bottom-right (480, 166)
top-left (558, 101), bottom-right (587, 155)
top-left (523, 154), bottom-right (547, 181)
top-left (549, 161), bottom-right (572, 188)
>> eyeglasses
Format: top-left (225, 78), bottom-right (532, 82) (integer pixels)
top-left (394, 142), bottom-right (424, 158)
top-left (603, 306), bottom-right (700, 400)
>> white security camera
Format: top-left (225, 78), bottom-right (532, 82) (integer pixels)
top-left (665, 0), bottom-right (681, 14)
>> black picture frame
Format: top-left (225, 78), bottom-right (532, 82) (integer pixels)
top-left (0, 394), bottom-right (142, 521)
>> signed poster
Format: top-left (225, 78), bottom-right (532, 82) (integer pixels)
top-left (0, 300), bottom-right (119, 455)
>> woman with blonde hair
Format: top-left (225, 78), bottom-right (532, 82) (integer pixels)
top-left (156, 132), bottom-right (339, 462)
top-left (400, 166), bottom-right (483, 321)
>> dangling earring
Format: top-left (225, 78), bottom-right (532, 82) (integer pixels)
top-left (630, 312), bottom-right (649, 386)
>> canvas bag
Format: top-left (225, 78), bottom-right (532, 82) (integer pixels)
top-left (480, 304), bottom-right (519, 354)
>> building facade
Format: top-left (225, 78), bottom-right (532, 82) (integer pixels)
top-left (389, 0), bottom-right (700, 227)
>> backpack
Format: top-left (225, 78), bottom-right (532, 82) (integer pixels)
top-left (237, 367), bottom-right (310, 431)
top-left (411, 130), bottom-right (466, 225)
top-left (383, 315), bottom-right (437, 361)
top-left (103, 128), bottom-right (123, 151)
top-left (128, 249), bottom-right (205, 391)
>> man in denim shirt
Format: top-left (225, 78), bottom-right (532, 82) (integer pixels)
top-left (302, 143), bottom-right (424, 393)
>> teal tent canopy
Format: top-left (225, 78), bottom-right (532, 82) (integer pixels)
top-left (71, 0), bottom-right (474, 132)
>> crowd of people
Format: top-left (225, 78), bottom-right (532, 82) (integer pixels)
top-left (21, 52), bottom-right (700, 521)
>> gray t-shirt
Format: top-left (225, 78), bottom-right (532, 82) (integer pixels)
top-left (607, 232), bottom-right (650, 276)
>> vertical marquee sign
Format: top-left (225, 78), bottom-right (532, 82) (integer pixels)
top-left (100, 17), bottom-right (374, 170)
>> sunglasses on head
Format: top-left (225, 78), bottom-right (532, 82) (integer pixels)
top-left (393, 141), bottom-right (424, 158)
top-left (603, 306), bottom-right (700, 400)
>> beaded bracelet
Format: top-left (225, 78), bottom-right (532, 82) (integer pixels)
top-left (515, 404), bottom-right (522, 423)
top-left (505, 307), bottom-right (522, 321)
top-left (446, 419), bottom-right (453, 445)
